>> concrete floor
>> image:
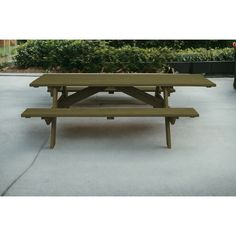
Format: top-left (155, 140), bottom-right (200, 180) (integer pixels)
top-left (0, 75), bottom-right (236, 196)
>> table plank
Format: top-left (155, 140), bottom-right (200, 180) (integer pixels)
top-left (30, 73), bottom-right (216, 87)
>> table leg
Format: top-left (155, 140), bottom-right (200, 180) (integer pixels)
top-left (163, 87), bottom-right (171, 149)
top-left (165, 118), bottom-right (171, 149)
top-left (50, 118), bottom-right (57, 148)
top-left (50, 87), bottom-right (58, 149)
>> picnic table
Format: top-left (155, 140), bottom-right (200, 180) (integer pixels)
top-left (21, 73), bottom-right (216, 149)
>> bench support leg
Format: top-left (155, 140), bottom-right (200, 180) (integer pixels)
top-left (165, 118), bottom-right (171, 149)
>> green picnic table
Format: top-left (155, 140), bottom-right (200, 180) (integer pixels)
top-left (21, 73), bottom-right (216, 149)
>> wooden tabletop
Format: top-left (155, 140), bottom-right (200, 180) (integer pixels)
top-left (30, 73), bottom-right (216, 88)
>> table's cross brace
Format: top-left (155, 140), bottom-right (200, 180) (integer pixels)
top-left (119, 86), bottom-right (164, 108)
top-left (58, 86), bottom-right (107, 108)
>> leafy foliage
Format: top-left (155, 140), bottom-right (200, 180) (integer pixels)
top-left (14, 40), bottom-right (174, 72)
top-left (173, 48), bottom-right (234, 62)
top-left (14, 40), bottom-right (235, 72)
top-left (106, 40), bottom-right (235, 49)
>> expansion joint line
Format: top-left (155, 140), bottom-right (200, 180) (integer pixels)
top-left (1, 135), bottom-right (49, 196)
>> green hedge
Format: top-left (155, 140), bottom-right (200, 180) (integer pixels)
top-left (14, 40), bottom-right (235, 72)
top-left (106, 40), bottom-right (235, 49)
top-left (173, 48), bottom-right (235, 62)
top-left (14, 40), bottom-right (175, 72)
top-left (14, 40), bottom-right (105, 71)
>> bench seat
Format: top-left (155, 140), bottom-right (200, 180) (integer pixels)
top-left (21, 107), bottom-right (199, 118)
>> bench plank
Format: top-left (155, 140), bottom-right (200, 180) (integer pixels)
top-left (21, 108), bottom-right (199, 118)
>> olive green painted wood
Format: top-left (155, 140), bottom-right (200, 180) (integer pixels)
top-left (163, 88), bottom-right (169, 107)
top-left (50, 88), bottom-right (58, 149)
top-left (22, 73), bottom-right (216, 149)
top-left (62, 86), bottom-right (68, 98)
top-left (58, 86), bottom-right (106, 108)
top-left (30, 73), bottom-right (216, 87)
top-left (163, 88), bottom-right (171, 148)
top-left (43, 85), bottom-right (167, 125)
top-left (48, 86), bottom-right (175, 93)
top-left (21, 107), bottom-right (199, 118)
top-left (52, 88), bottom-right (58, 108)
top-left (155, 86), bottom-right (161, 97)
top-left (50, 119), bottom-right (57, 148)
top-left (165, 118), bottom-right (171, 149)
top-left (119, 87), bottom-right (164, 108)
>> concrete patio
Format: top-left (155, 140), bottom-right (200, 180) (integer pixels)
top-left (0, 75), bottom-right (236, 196)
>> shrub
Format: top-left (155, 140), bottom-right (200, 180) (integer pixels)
top-left (14, 40), bottom-right (235, 72)
top-left (0, 61), bottom-right (11, 69)
top-left (172, 48), bottom-right (234, 62)
top-left (106, 40), bottom-right (235, 49)
top-left (14, 40), bottom-right (106, 71)
top-left (14, 40), bottom-right (174, 72)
